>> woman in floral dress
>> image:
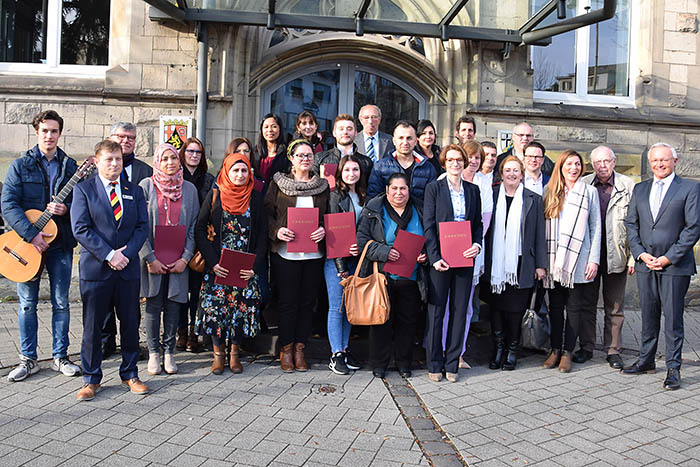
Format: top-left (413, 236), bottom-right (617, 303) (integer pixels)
top-left (195, 153), bottom-right (268, 374)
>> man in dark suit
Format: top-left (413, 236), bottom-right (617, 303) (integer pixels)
top-left (353, 104), bottom-right (395, 162)
top-left (622, 143), bottom-right (700, 390)
top-left (71, 140), bottom-right (149, 401)
top-left (494, 122), bottom-right (554, 183)
top-left (100, 122), bottom-right (153, 357)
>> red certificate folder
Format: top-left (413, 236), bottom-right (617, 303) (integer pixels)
top-left (383, 230), bottom-right (426, 278)
top-left (287, 207), bottom-right (319, 253)
top-left (154, 225), bottom-right (186, 266)
top-left (439, 221), bottom-right (473, 268)
top-left (214, 248), bottom-right (256, 288)
top-left (321, 164), bottom-right (338, 191)
top-left (324, 212), bottom-right (356, 259)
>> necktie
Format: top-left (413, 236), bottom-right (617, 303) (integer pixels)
top-left (651, 180), bottom-right (664, 221)
top-left (367, 137), bottom-right (376, 161)
top-left (110, 181), bottom-right (122, 222)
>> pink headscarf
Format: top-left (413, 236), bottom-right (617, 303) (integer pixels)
top-left (152, 143), bottom-right (184, 201)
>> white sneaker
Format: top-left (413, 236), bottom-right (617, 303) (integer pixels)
top-left (51, 357), bottom-right (81, 377)
top-left (147, 353), bottom-right (161, 375)
top-left (8, 356), bottom-right (39, 382)
top-left (163, 353), bottom-right (178, 374)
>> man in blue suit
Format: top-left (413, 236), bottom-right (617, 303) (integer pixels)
top-left (71, 140), bottom-right (149, 401)
top-left (623, 143), bottom-right (700, 390)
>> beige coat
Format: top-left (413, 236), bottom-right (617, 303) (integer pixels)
top-left (582, 171), bottom-right (635, 273)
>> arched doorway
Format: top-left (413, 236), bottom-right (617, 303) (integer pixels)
top-left (262, 62), bottom-right (426, 141)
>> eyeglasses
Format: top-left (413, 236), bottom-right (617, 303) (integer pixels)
top-left (112, 133), bottom-right (136, 142)
top-left (445, 158), bottom-right (464, 165)
top-left (514, 133), bottom-right (534, 139)
top-left (360, 115), bottom-right (380, 120)
top-left (294, 153), bottom-right (314, 160)
top-left (185, 149), bottom-right (202, 155)
top-left (524, 155), bottom-right (544, 160)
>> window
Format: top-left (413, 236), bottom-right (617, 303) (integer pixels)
top-left (0, 0), bottom-right (109, 74)
top-left (532, 0), bottom-right (633, 107)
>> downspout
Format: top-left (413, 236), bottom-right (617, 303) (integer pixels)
top-left (196, 22), bottom-right (208, 144)
top-left (521, 0), bottom-right (616, 45)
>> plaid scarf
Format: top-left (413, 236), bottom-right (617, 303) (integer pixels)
top-left (544, 180), bottom-right (590, 289)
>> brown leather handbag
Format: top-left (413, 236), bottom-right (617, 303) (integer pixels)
top-left (188, 189), bottom-right (218, 273)
top-left (339, 240), bottom-right (390, 326)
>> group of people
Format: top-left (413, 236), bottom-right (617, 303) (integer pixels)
top-left (3, 106), bottom-right (698, 403)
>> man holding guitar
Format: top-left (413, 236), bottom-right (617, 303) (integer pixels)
top-left (1, 110), bottom-right (82, 382)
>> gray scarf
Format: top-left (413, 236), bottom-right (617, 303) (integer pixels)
top-left (273, 172), bottom-right (328, 197)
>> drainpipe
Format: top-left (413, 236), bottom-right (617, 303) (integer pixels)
top-left (196, 22), bottom-right (208, 144)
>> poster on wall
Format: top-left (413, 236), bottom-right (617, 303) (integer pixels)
top-left (160, 116), bottom-right (193, 150)
top-left (497, 130), bottom-right (512, 153)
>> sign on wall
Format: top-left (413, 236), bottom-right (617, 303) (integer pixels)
top-left (159, 116), bottom-right (193, 150)
top-left (497, 130), bottom-right (512, 153)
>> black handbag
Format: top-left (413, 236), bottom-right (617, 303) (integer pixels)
top-left (520, 285), bottom-right (550, 351)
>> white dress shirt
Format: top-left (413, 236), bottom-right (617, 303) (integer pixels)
top-left (649, 172), bottom-right (675, 218)
top-left (524, 171), bottom-right (544, 196)
top-left (98, 174), bottom-right (123, 261)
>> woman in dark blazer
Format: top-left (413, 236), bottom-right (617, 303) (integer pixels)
top-left (484, 155), bottom-right (547, 371)
top-left (423, 144), bottom-right (483, 383)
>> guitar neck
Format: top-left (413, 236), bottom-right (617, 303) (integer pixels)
top-left (33, 170), bottom-right (85, 231)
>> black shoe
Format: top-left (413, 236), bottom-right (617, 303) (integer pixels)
top-left (663, 368), bottom-right (681, 390)
top-left (398, 368), bottom-right (412, 378)
top-left (572, 349), bottom-right (593, 364)
top-left (101, 342), bottom-right (116, 359)
top-left (329, 352), bottom-right (350, 375)
top-left (621, 360), bottom-right (656, 374)
top-left (344, 351), bottom-right (361, 371)
top-left (501, 341), bottom-right (518, 371)
top-left (606, 354), bottom-right (624, 369)
top-left (488, 332), bottom-right (505, 370)
top-left (372, 368), bottom-right (385, 378)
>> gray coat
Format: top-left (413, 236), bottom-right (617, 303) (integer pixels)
top-left (139, 178), bottom-right (199, 303)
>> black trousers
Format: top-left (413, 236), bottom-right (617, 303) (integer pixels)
top-left (369, 278), bottom-right (421, 371)
top-left (548, 281), bottom-right (598, 352)
top-left (425, 267), bottom-right (473, 374)
top-left (490, 285), bottom-right (531, 346)
top-left (637, 271), bottom-right (689, 370)
top-left (271, 254), bottom-right (324, 347)
top-left (179, 269), bottom-right (203, 328)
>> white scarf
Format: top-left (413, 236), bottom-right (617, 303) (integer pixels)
top-left (490, 184), bottom-right (523, 293)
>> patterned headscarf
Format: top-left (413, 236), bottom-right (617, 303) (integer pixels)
top-left (151, 143), bottom-right (184, 201)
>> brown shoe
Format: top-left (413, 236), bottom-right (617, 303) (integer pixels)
top-left (77, 383), bottom-right (100, 401)
top-left (176, 327), bottom-right (188, 351)
top-left (122, 377), bottom-right (149, 395)
top-left (543, 349), bottom-right (562, 369)
top-left (280, 343), bottom-right (294, 373)
top-left (229, 344), bottom-right (243, 374)
top-left (558, 351), bottom-right (572, 373)
top-left (211, 345), bottom-right (226, 375)
top-left (186, 325), bottom-right (200, 353)
top-left (294, 343), bottom-right (309, 372)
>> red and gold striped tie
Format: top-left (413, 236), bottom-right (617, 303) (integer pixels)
top-left (109, 181), bottom-right (122, 222)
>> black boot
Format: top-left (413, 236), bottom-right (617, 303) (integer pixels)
top-left (488, 332), bottom-right (506, 370)
top-left (502, 340), bottom-right (518, 371)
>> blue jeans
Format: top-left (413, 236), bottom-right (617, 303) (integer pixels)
top-left (325, 258), bottom-right (356, 354)
top-left (17, 247), bottom-right (72, 360)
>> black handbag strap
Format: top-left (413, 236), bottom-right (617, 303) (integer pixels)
top-left (528, 283), bottom-right (539, 310)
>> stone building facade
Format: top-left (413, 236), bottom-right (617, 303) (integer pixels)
top-left (0, 0), bottom-right (698, 182)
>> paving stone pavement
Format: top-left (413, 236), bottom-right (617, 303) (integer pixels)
top-left (1, 299), bottom-right (700, 466)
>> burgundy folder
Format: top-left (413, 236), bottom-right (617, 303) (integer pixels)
top-left (439, 221), bottom-right (473, 268)
top-left (287, 207), bottom-right (319, 253)
top-left (214, 248), bottom-right (256, 288)
top-left (383, 230), bottom-right (426, 278)
top-left (322, 163), bottom-right (338, 191)
top-left (324, 212), bottom-right (356, 259)
top-left (154, 225), bottom-right (186, 266)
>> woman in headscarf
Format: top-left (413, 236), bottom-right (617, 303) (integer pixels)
top-left (195, 153), bottom-right (268, 374)
top-left (139, 143), bottom-right (200, 376)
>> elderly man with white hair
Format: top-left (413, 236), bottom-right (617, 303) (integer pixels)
top-left (580, 146), bottom-right (636, 369)
top-left (494, 122), bottom-right (554, 183)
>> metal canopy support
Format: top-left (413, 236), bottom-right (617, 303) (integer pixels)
top-left (267, 0), bottom-right (276, 30)
top-left (519, 0), bottom-right (558, 35)
top-left (439, 0), bottom-right (470, 41)
top-left (355, 0), bottom-right (372, 36)
top-left (143, 0), bottom-right (186, 23)
top-left (521, 0), bottom-right (617, 44)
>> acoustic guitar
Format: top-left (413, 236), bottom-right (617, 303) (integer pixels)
top-left (0, 158), bottom-right (95, 283)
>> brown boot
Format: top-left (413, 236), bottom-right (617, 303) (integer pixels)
top-left (211, 345), bottom-right (226, 375)
top-left (294, 343), bottom-right (309, 372)
top-left (558, 351), bottom-right (572, 373)
top-left (176, 327), bottom-right (188, 351)
top-left (186, 325), bottom-right (199, 353)
top-left (229, 344), bottom-right (243, 374)
top-left (543, 349), bottom-right (561, 369)
top-left (280, 344), bottom-right (294, 373)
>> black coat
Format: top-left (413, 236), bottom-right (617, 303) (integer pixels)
top-left (483, 185), bottom-right (547, 291)
top-left (194, 187), bottom-right (268, 275)
top-left (328, 189), bottom-right (364, 274)
top-left (128, 157), bottom-right (153, 184)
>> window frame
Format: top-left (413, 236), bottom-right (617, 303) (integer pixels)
top-left (532, 0), bottom-right (637, 108)
top-left (0, 0), bottom-right (109, 77)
